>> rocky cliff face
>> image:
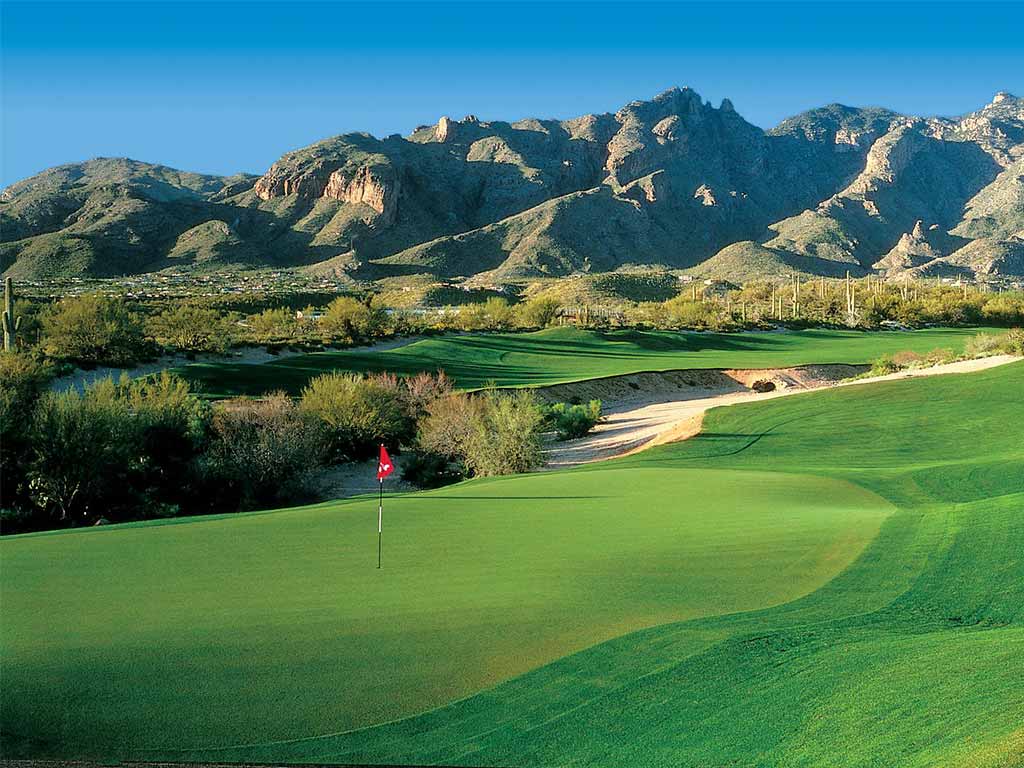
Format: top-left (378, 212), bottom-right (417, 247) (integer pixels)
top-left (3, 90), bottom-right (1024, 282)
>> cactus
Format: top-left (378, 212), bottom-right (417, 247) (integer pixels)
top-left (3, 276), bottom-right (20, 352)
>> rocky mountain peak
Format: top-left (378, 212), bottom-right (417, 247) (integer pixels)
top-left (5, 88), bottom-right (1024, 283)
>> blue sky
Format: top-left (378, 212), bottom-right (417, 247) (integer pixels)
top-left (3, 0), bottom-right (1023, 187)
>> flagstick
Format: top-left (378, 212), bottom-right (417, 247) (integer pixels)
top-left (378, 478), bottom-right (383, 569)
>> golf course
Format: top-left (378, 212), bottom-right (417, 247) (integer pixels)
top-left (2, 336), bottom-right (1022, 766)
top-left (174, 326), bottom-right (998, 396)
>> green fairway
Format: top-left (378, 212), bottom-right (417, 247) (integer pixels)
top-left (2, 361), bottom-right (1022, 766)
top-left (174, 326), bottom-right (996, 397)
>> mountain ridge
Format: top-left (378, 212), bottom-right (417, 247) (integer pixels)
top-left (3, 88), bottom-right (1023, 283)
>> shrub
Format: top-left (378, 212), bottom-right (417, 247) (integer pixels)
top-left (516, 296), bottom-right (561, 329)
top-left (1000, 328), bottom-right (1024, 355)
top-left (417, 392), bottom-right (484, 466)
top-left (299, 372), bottom-right (413, 461)
top-left (147, 304), bottom-right (235, 353)
top-left (0, 353), bottom-right (54, 519)
top-left (401, 371), bottom-right (453, 420)
top-left (247, 307), bottom-right (299, 343)
top-left (965, 328), bottom-right (1024, 357)
top-left (321, 296), bottom-right (387, 342)
top-left (868, 355), bottom-right (902, 376)
top-left (204, 393), bottom-right (325, 510)
top-left (891, 350), bottom-right (926, 368)
top-left (27, 379), bottom-right (134, 522)
top-left (399, 451), bottom-right (462, 489)
top-left (981, 295), bottom-right (1024, 325)
top-left (121, 372), bottom-right (211, 511)
top-left (417, 389), bottom-right (544, 479)
top-left (463, 389), bottom-right (544, 476)
top-left (458, 297), bottom-right (514, 331)
top-left (964, 332), bottom-right (1006, 358)
top-left (543, 399), bottom-right (603, 440)
top-left (23, 374), bottom-right (209, 526)
top-left (41, 294), bottom-right (150, 366)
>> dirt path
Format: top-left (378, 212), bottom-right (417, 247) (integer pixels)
top-left (543, 355), bottom-right (1019, 469)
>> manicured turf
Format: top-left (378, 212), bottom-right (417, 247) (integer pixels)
top-left (189, 360), bottom-right (1020, 768)
top-left (1, 469), bottom-right (888, 756)
top-left (174, 326), bottom-right (997, 397)
top-left (3, 360), bottom-right (1022, 766)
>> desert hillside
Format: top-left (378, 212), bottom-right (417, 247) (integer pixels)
top-left (2, 88), bottom-right (1022, 282)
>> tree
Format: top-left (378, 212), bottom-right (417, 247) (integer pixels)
top-left (0, 352), bottom-right (53, 522)
top-left (516, 296), bottom-right (561, 328)
top-left (299, 372), bottom-right (412, 461)
top-left (246, 307), bottom-right (299, 343)
top-left (147, 304), bottom-right (235, 353)
top-left (41, 294), bottom-right (149, 366)
top-left (24, 373), bottom-right (209, 525)
top-left (321, 296), bottom-right (387, 342)
top-left (27, 379), bottom-right (132, 521)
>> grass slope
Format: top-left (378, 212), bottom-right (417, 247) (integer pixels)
top-left (3, 361), bottom-right (1022, 766)
top-left (175, 325), bottom-right (995, 398)
top-left (1, 470), bottom-right (888, 757)
top-left (171, 360), bottom-right (1021, 768)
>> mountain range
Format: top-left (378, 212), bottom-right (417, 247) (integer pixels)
top-left (3, 87), bottom-right (1023, 284)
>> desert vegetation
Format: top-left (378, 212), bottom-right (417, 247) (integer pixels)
top-left (862, 327), bottom-right (1023, 377)
top-left (3, 275), bottom-right (1023, 374)
top-left (0, 359), bottom-right (549, 533)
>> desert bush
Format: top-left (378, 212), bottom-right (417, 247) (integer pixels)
top-left (543, 399), bottom-right (603, 440)
top-left (299, 372), bottom-right (413, 461)
top-left (204, 393), bottom-right (324, 510)
top-left (22, 374), bottom-right (209, 526)
top-left (891, 350), bottom-right (926, 368)
top-left (868, 354), bottom-right (903, 376)
top-left (246, 307), bottom-right (299, 343)
top-left (980, 295), bottom-right (1024, 325)
top-left (401, 371), bottom-right (454, 420)
top-left (321, 296), bottom-right (388, 342)
top-left (121, 372), bottom-right (211, 511)
top-left (27, 379), bottom-right (131, 522)
top-left (147, 304), bottom-right (235, 353)
top-left (516, 296), bottom-right (561, 328)
top-left (41, 294), bottom-right (150, 366)
top-left (999, 327), bottom-right (1024, 355)
top-left (399, 451), bottom-right (463, 489)
top-left (965, 332), bottom-right (1006, 358)
top-left (417, 392), bottom-right (485, 465)
top-left (458, 297), bottom-right (514, 331)
top-left (862, 293), bottom-right (902, 325)
top-left (0, 353), bottom-right (54, 518)
top-left (463, 389), bottom-right (544, 476)
top-left (965, 328), bottom-right (1024, 357)
top-left (417, 389), bottom-right (544, 479)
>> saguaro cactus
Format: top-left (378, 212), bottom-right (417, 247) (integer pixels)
top-left (3, 276), bottom-right (21, 351)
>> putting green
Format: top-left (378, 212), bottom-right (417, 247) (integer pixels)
top-left (1, 467), bottom-right (890, 756)
top-left (190, 361), bottom-right (1020, 768)
top-left (174, 325), bottom-right (997, 397)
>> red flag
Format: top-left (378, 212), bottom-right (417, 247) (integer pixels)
top-left (377, 445), bottom-right (394, 481)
